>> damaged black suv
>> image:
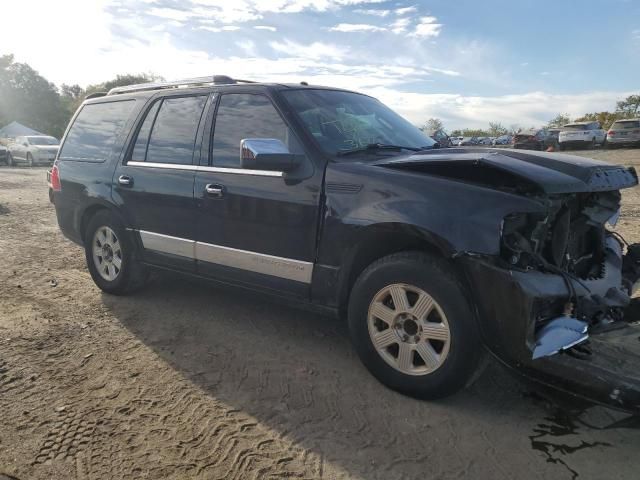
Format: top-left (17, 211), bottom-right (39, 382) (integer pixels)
top-left (52, 76), bottom-right (640, 411)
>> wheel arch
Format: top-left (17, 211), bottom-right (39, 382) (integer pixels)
top-left (78, 202), bottom-right (126, 245)
top-left (336, 222), bottom-right (457, 314)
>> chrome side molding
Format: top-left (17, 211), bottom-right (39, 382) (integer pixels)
top-left (137, 230), bottom-right (313, 283)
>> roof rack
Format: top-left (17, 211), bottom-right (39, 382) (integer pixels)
top-left (107, 75), bottom-right (256, 95)
top-left (85, 91), bottom-right (108, 99)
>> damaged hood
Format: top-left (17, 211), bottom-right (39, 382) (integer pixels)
top-left (372, 148), bottom-right (638, 194)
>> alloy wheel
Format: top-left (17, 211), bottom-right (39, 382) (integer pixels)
top-left (367, 283), bottom-right (451, 376)
top-left (92, 226), bottom-right (123, 281)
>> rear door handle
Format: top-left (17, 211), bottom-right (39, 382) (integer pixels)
top-left (205, 184), bottom-right (225, 198)
top-left (118, 175), bottom-right (133, 186)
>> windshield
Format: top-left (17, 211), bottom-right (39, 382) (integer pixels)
top-left (563, 124), bottom-right (588, 131)
top-left (27, 136), bottom-right (59, 145)
top-left (612, 120), bottom-right (640, 129)
top-left (281, 89), bottom-right (435, 156)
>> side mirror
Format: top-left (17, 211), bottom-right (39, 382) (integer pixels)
top-left (23, 142), bottom-right (28, 147)
top-left (240, 138), bottom-right (302, 172)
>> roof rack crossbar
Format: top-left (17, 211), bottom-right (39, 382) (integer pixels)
top-left (107, 75), bottom-right (253, 95)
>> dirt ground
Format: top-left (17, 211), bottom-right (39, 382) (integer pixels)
top-left (1, 148), bottom-right (640, 480)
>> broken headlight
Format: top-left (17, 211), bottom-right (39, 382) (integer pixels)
top-left (500, 212), bottom-right (549, 268)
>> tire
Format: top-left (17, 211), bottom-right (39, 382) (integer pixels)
top-left (84, 210), bottom-right (148, 295)
top-left (348, 251), bottom-right (483, 400)
top-left (27, 153), bottom-right (34, 167)
top-left (589, 138), bottom-right (596, 150)
top-left (7, 152), bottom-right (13, 166)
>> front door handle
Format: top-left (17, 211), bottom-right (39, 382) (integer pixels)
top-left (118, 175), bottom-right (133, 186)
top-left (205, 184), bottom-right (225, 198)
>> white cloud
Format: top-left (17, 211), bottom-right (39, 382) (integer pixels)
top-left (354, 8), bottom-right (390, 16)
top-left (410, 16), bottom-right (442, 38)
top-left (520, 62), bottom-right (529, 66)
top-left (395, 6), bottom-right (417, 15)
top-left (539, 71), bottom-right (551, 76)
top-left (148, 7), bottom-right (194, 22)
top-left (254, 25), bottom-right (277, 31)
top-left (369, 88), bottom-right (635, 129)
top-left (269, 40), bottom-right (348, 59)
top-left (329, 23), bottom-right (386, 32)
top-left (237, 40), bottom-right (257, 56)
top-left (188, 0), bottom-right (386, 23)
top-left (390, 17), bottom-right (411, 34)
top-left (633, 29), bottom-right (640, 40)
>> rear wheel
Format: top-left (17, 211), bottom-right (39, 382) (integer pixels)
top-left (589, 137), bottom-right (596, 149)
top-left (348, 251), bottom-right (483, 399)
top-left (26, 153), bottom-right (34, 167)
top-left (7, 152), bottom-right (13, 166)
top-left (84, 210), bottom-right (148, 295)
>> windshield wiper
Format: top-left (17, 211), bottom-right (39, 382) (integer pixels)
top-left (336, 143), bottom-right (426, 157)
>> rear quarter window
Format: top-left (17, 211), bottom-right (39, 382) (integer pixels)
top-left (59, 100), bottom-right (136, 162)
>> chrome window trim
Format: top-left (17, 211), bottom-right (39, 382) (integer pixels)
top-left (127, 161), bottom-right (284, 177)
top-left (137, 230), bottom-right (313, 283)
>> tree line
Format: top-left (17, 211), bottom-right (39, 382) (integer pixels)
top-left (0, 54), bottom-right (159, 138)
top-left (423, 95), bottom-right (640, 138)
top-left (1, 53), bottom-right (639, 141)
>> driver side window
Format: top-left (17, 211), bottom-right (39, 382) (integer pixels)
top-left (211, 93), bottom-right (301, 168)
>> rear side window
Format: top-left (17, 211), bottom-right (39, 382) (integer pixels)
top-left (131, 101), bottom-right (161, 162)
top-left (131, 95), bottom-right (207, 165)
top-left (59, 100), bottom-right (135, 162)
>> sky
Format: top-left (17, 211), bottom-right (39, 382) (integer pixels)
top-left (1, 0), bottom-right (639, 129)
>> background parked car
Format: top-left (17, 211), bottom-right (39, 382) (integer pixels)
top-left (547, 128), bottom-right (562, 148)
top-left (477, 137), bottom-right (493, 145)
top-left (7, 135), bottom-right (60, 166)
top-left (0, 144), bottom-right (7, 164)
top-left (492, 134), bottom-right (512, 145)
top-left (512, 128), bottom-right (555, 150)
top-left (427, 129), bottom-right (451, 147)
top-left (558, 121), bottom-right (606, 150)
top-left (459, 136), bottom-right (478, 146)
top-left (606, 119), bottom-right (640, 148)
top-left (451, 136), bottom-right (463, 146)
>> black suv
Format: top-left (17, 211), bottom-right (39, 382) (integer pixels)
top-left (52, 76), bottom-right (640, 410)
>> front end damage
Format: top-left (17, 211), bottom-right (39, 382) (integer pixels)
top-left (462, 189), bottom-right (640, 411)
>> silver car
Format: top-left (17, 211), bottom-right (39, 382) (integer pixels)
top-left (606, 119), bottom-right (640, 148)
top-left (7, 135), bottom-right (60, 166)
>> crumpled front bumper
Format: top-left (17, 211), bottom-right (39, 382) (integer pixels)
top-left (460, 238), bottom-right (640, 412)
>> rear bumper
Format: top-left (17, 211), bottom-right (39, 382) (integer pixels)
top-left (559, 138), bottom-right (591, 146)
top-left (513, 142), bottom-right (542, 150)
top-left (607, 137), bottom-right (640, 145)
top-left (460, 237), bottom-right (640, 412)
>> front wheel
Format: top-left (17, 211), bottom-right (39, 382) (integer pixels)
top-left (84, 210), bottom-right (148, 295)
top-left (589, 138), bottom-right (596, 150)
top-left (7, 152), bottom-right (13, 166)
top-left (348, 251), bottom-right (483, 399)
top-left (27, 153), bottom-right (34, 167)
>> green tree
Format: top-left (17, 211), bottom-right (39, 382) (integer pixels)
top-left (616, 95), bottom-right (640, 117)
top-left (488, 122), bottom-right (507, 136)
top-left (0, 54), bottom-right (67, 137)
top-left (86, 73), bottom-right (162, 96)
top-left (422, 117), bottom-right (444, 133)
top-left (574, 111), bottom-right (622, 130)
top-left (547, 113), bottom-right (571, 128)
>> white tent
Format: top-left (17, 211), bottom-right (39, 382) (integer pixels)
top-left (0, 121), bottom-right (44, 138)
